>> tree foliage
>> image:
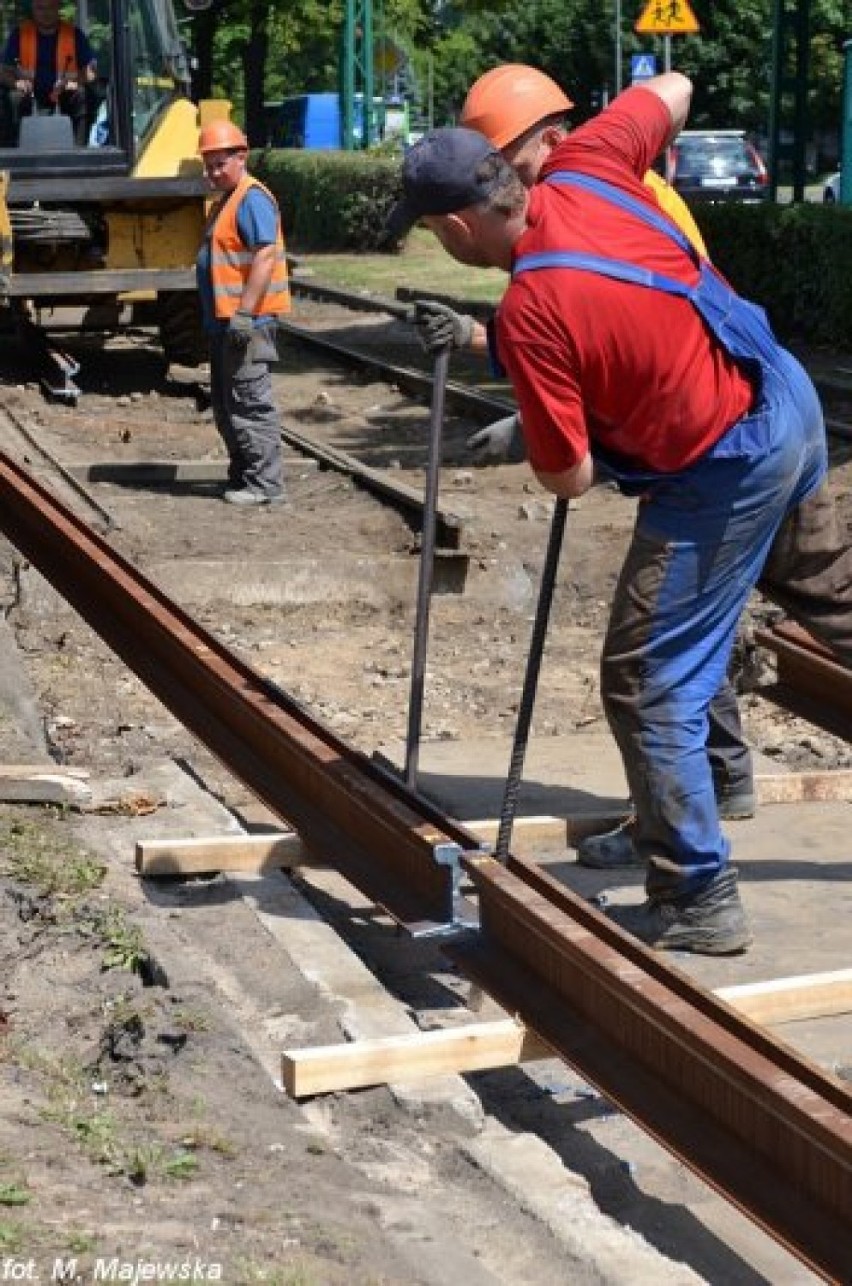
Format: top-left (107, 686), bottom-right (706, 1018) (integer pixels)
top-left (178, 0), bottom-right (847, 156)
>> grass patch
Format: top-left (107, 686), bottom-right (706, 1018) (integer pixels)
top-left (29, 1051), bottom-right (200, 1184)
top-left (301, 227), bottom-right (504, 305)
top-left (124, 1144), bottom-right (199, 1186)
top-left (0, 1220), bottom-right (25, 1251)
top-left (171, 1007), bottom-right (211, 1034)
top-left (0, 813), bottom-right (106, 898)
top-left (0, 1183), bottom-right (30, 1206)
top-left (67, 1230), bottom-right (96, 1253)
top-left (235, 1265), bottom-right (319, 1286)
top-left (96, 907), bottom-right (146, 974)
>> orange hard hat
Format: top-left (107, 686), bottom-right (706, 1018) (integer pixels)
top-left (460, 64), bottom-right (573, 150)
top-left (198, 120), bottom-right (249, 154)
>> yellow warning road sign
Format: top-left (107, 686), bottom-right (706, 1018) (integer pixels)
top-left (635, 0), bottom-right (700, 35)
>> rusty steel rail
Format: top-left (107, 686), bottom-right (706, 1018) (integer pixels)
top-left (454, 853), bottom-right (852, 1283)
top-left (755, 620), bottom-right (852, 734)
top-left (0, 451), bottom-right (482, 926)
top-left (0, 451), bottom-right (850, 1278)
top-left (279, 320), bottom-right (515, 426)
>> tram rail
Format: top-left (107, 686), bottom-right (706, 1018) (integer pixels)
top-left (0, 447), bottom-right (849, 1282)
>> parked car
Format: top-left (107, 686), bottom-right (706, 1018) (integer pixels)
top-left (823, 172), bottom-right (841, 203)
top-left (668, 130), bottom-right (768, 203)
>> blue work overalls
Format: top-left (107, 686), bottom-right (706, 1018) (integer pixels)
top-left (513, 173), bottom-right (827, 897)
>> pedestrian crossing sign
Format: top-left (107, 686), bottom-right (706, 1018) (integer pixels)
top-left (631, 54), bottom-right (657, 81)
top-left (635, 0), bottom-right (700, 35)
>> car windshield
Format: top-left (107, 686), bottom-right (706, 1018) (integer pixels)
top-left (676, 137), bottom-right (754, 177)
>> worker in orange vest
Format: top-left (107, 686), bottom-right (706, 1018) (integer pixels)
top-left (0, 0), bottom-right (97, 145)
top-left (196, 120), bottom-right (291, 506)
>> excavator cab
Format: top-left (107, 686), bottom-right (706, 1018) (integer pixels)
top-left (0, 0), bottom-right (217, 398)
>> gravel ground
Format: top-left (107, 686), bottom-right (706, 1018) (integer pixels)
top-left (0, 312), bottom-right (849, 1284)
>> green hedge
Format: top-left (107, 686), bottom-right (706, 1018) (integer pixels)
top-left (250, 148), bottom-right (852, 347)
top-left (674, 201), bottom-right (852, 349)
top-left (250, 147), bottom-right (402, 253)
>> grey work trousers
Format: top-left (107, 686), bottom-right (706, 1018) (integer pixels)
top-left (603, 475), bottom-right (851, 895)
top-left (209, 325), bottom-right (283, 498)
top-left (759, 477), bottom-right (852, 660)
top-left (632, 474), bottom-right (852, 800)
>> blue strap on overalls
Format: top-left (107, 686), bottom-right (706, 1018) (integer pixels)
top-left (515, 170), bottom-right (778, 371)
top-left (511, 171), bottom-right (789, 486)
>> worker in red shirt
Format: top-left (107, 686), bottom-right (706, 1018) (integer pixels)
top-left (385, 75), bottom-right (852, 955)
top-left (402, 64), bottom-right (756, 872)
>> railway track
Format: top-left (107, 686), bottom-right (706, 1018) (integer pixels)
top-left (289, 276), bottom-right (852, 444)
top-left (0, 447), bottom-right (849, 1282)
top-left (756, 619), bottom-right (852, 738)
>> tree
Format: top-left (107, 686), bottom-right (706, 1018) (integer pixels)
top-left (178, 0), bottom-right (846, 160)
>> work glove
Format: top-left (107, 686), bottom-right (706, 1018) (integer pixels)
top-left (413, 300), bottom-right (475, 354)
top-left (466, 412), bottom-right (526, 464)
top-left (227, 309), bottom-right (255, 351)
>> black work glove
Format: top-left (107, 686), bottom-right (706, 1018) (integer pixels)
top-left (227, 309), bottom-right (254, 350)
top-left (466, 412), bottom-right (526, 464)
top-left (413, 300), bottom-right (475, 354)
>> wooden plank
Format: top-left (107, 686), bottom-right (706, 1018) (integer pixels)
top-left (468, 815), bottom-right (595, 847)
top-left (282, 1019), bottom-right (552, 1098)
top-left (282, 970), bottom-right (852, 1096)
top-left (135, 831), bottom-right (319, 876)
top-left (755, 770), bottom-right (852, 805)
top-left (473, 811), bottom-right (631, 848)
top-left (716, 969), bottom-right (852, 1026)
top-left (469, 771), bottom-right (852, 853)
top-left (0, 764), bottom-right (91, 805)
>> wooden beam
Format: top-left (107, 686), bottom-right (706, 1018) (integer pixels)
top-left (471, 770), bottom-right (852, 853)
top-left (281, 969), bottom-right (852, 1097)
top-left (0, 764), bottom-right (91, 805)
top-left (755, 770), bottom-right (852, 805)
top-left (135, 831), bottom-right (319, 876)
top-left (282, 1019), bottom-right (551, 1098)
top-left (468, 812), bottom-right (631, 848)
top-left (716, 969), bottom-right (852, 1026)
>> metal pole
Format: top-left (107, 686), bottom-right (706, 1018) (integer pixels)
top-left (494, 497), bottom-right (568, 863)
top-left (427, 53), bottom-right (434, 130)
top-left (614, 0), bottom-right (622, 95)
top-left (362, 0), bottom-right (374, 148)
top-left (341, 0), bottom-right (354, 149)
top-left (404, 346), bottom-right (450, 790)
top-left (842, 40), bottom-right (852, 205)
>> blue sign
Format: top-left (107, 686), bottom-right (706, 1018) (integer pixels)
top-left (631, 54), bottom-right (657, 82)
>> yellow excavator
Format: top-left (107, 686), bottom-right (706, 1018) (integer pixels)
top-left (0, 0), bottom-right (224, 400)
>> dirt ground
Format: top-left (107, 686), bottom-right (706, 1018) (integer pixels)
top-left (0, 308), bottom-right (850, 1285)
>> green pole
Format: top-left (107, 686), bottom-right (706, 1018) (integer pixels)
top-left (842, 39), bottom-right (852, 205)
top-left (341, 0), bottom-right (374, 149)
top-left (341, 0), bottom-right (354, 149)
top-left (768, 0), bottom-right (783, 201)
top-left (362, 0), bottom-right (374, 148)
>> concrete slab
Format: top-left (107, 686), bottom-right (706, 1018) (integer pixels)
top-left (234, 749), bottom-right (847, 1284)
top-left (377, 731), bottom-right (851, 1073)
top-left (377, 731), bottom-right (783, 823)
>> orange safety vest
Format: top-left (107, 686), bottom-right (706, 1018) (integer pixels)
top-left (18, 19), bottom-right (79, 79)
top-left (207, 175), bottom-right (290, 320)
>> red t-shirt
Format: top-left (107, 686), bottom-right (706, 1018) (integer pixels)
top-left (495, 87), bottom-right (754, 476)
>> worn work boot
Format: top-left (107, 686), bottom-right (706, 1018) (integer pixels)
top-left (576, 819), bottom-right (643, 869)
top-left (715, 784), bottom-right (757, 820)
top-left (576, 784), bottom-right (756, 870)
top-left (223, 487), bottom-right (286, 507)
top-left (604, 868), bottom-right (752, 956)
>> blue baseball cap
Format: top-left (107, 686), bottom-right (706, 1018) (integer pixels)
top-left (384, 127), bottom-right (503, 240)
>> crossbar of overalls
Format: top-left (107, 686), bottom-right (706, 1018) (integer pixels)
top-left (513, 172), bottom-right (827, 896)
